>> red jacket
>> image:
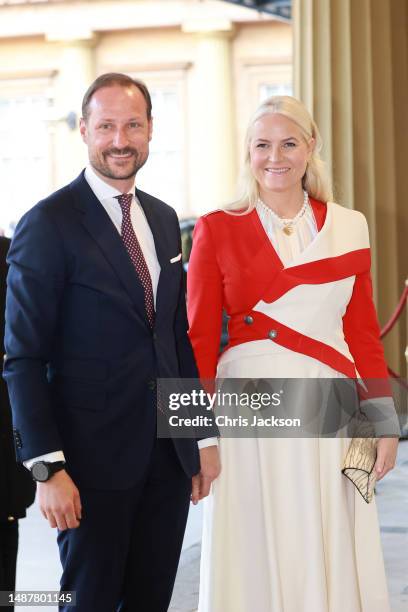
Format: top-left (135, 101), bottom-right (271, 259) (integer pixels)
top-left (187, 199), bottom-right (390, 401)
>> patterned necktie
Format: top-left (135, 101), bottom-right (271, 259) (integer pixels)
top-left (116, 193), bottom-right (155, 327)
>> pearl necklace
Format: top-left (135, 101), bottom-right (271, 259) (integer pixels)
top-left (258, 190), bottom-right (309, 236)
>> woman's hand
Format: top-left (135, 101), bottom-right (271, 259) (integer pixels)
top-left (374, 437), bottom-right (399, 481)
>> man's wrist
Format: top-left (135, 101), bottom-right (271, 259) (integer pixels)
top-left (24, 450), bottom-right (65, 470)
top-left (31, 461), bottom-right (66, 483)
top-left (198, 438), bottom-right (218, 450)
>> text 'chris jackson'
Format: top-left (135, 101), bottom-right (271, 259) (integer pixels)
top-left (168, 414), bottom-right (302, 428)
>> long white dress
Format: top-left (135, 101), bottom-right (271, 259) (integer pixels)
top-left (198, 202), bottom-right (391, 612)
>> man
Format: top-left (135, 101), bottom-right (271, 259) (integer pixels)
top-left (4, 73), bottom-right (220, 612)
top-left (0, 236), bottom-right (36, 609)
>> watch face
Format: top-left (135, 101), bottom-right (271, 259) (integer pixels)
top-left (32, 462), bottom-right (49, 482)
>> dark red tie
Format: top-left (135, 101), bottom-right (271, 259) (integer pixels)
top-left (116, 193), bottom-right (155, 327)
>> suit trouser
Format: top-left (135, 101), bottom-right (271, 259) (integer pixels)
top-left (57, 439), bottom-right (191, 612)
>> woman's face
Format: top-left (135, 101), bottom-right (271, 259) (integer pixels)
top-left (249, 113), bottom-right (314, 197)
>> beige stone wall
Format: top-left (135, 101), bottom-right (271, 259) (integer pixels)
top-left (0, 35), bottom-right (92, 185)
top-left (0, 7), bottom-right (292, 216)
top-left (96, 21), bottom-right (292, 210)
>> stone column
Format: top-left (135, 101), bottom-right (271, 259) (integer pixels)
top-left (182, 20), bottom-right (236, 216)
top-left (46, 35), bottom-right (96, 187)
top-left (293, 0), bottom-right (408, 374)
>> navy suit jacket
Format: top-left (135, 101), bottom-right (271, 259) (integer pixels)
top-left (3, 171), bottom-right (201, 489)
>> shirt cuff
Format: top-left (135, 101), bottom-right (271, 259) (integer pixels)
top-left (197, 438), bottom-right (219, 449)
top-left (24, 451), bottom-right (66, 470)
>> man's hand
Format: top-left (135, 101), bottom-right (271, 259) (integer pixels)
top-left (191, 446), bottom-right (221, 505)
top-left (37, 470), bottom-right (82, 531)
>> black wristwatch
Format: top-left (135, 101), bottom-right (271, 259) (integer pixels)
top-left (31, 461), bottom-right (66, 482)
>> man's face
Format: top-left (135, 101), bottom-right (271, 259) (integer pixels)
top-left (80, 84), bottom-right (152, 186)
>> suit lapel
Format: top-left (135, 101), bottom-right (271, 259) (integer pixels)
top-left (69, 172), bottom-right (148, 325)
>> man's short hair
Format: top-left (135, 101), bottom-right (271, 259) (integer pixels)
top-left (82, 73), bottom-right (152, 121)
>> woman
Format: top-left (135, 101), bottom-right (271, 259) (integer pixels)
top-left (187, 96), bottom-right (398, 612)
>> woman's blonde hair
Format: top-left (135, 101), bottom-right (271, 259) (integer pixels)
top-left (226, 96), bottom-right (333, 213)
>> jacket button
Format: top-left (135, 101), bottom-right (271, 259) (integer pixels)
top-left (147, 379), bottom-right (156, 390)
top-left (7, 516), bottom-right (15, 522)
top-left (244, 315), bottom-right (254, 325)
top-left (268, 329), bottom-right (278, 339)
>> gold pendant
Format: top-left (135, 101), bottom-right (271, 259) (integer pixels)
top-left (283, 225), bottom-right (293, 235)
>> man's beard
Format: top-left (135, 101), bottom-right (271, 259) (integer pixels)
top-left (90, 147), bottom-right (148, 181)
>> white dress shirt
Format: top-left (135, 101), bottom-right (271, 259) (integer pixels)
top-left (25, 166), bottom-right (215, 469)
top-left (84, 166), bottom-right (161, 305)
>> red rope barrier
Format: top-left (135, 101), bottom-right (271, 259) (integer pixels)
top-left (380, 283), bottom-right (408, 339)
top-left (378, 283), bottom-right (408, 388)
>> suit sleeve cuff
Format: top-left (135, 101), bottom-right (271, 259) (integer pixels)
top-left (359, 397), bottom-right (401, 437)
